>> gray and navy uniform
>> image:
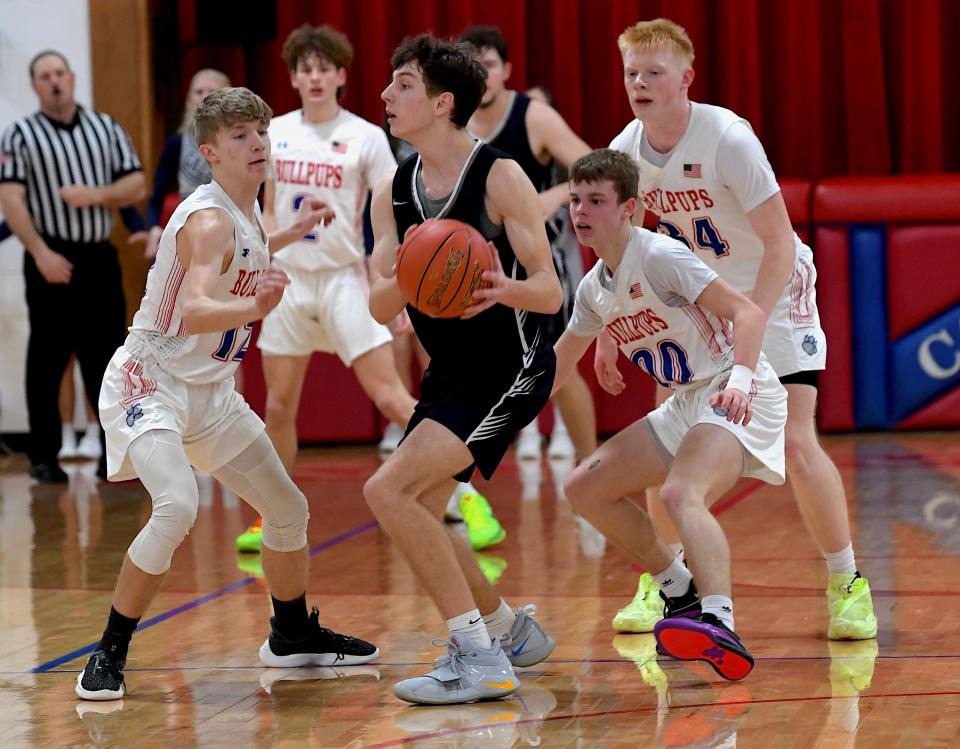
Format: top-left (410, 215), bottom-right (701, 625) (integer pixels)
top-left (392, 141), bottom-right (555, 480)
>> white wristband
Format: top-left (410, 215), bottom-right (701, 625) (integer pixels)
top-left (726, 364), bottom-right (754, 395)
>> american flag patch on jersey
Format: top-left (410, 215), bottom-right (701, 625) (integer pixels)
top-left (629, 282), bottom-right (644, 299)
top-left (683, 163), bottom-right (702, 178)
top-left (332, 141), bottom-right (348, 153)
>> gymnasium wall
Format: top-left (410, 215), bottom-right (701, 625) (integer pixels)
top-left (0, 0), bottom-right (93, 433)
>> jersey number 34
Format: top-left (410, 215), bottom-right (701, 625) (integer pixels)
top-left (657, 218), bottom-right (730, 258)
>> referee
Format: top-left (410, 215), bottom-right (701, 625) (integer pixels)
top-left (0, 50), bottom-right (145, 482)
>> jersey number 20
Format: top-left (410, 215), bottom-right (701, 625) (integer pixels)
top-left (631, 339), bottom-right (693, 387)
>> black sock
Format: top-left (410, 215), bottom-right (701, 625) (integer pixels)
top-left (98, 607), bottom-right (140, 664)
top-left (271, 593), bottom-right (310, 640)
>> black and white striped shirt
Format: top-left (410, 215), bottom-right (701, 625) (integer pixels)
top-left (0, 106), bottom-right (142, 244)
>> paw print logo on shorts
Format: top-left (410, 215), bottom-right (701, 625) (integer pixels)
top-left (802, 335), bottom-right (818, 356)
top-left (125, 403), bottom-right (144, 427)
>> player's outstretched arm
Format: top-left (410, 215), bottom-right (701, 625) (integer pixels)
top-left (368, 175), bottom-right (408, 324)
top-left (266, 182), bottom-right (336, 254)
top-left (696, 278), bottom-right (765, 425)
top-left (180, 208), bottom-right (288, 334)
top-left (465, 159), bottom-right (562, 316)
top-left (552, 330), bottom-right (594, 397)
top-left (747, 192), bottom-right (796, 321)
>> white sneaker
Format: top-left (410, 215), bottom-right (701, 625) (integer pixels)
top-left (546, 429), bottom-right (575, 459)
top-left (394, 635), bottom-right (519, 705)
top-left (515, 430), bottom-right (542, 461)
top-left (379, 422), bottom-right (404, 454)
top-left (76, 429), bottom-right (102, 460)
top-left (59, 426), bottom-right (79, 460)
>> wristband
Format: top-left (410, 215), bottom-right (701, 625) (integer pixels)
top-left (726, 364), bottom-right (754, 395)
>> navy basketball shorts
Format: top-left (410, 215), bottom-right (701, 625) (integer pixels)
top-left (406, 344), bottom-right (556, 481)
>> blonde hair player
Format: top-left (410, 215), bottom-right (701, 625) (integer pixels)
top-left (76, 87), bottom-right (378, 702)
top-left (556, 148), bottom-right (790, 680)
top-left (601, 18), bottom-right (877, 641)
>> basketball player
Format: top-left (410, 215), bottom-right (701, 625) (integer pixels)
top-left (238, 24), bottom-right (501, 556)
top-left (461, 26), bottom-right (596, 464)
top-left (75, 87), bottom-right (378, 701)
top-left (366, 34), bottom-right (562, 704)
top-left (556, 148), bottom-right (788, 680)
top-left (601, 18), bottom-right (877, 640)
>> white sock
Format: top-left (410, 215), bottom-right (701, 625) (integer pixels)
top-left (701, 595), bottom-right (734, 630)
top-left (482, 599), bottom-right (516, 639)
top-left (62, 423), bottom-right (76, 446)
top-left (824, 544), bottom-right (857, 576)
top-left (84, 421), bottom-right (101, 437)
top-left (668, 543), bottom-right (684, 557)
top-left (447, 608), bottom-right (491, 649)
top-left (652, 556), bottom-right (693, 599)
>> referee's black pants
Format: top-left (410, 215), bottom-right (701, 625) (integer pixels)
top-left (23, 237), bottom-right (126, 467)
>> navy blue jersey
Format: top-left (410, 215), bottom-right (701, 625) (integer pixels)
top-left (392, 142), bottom-right (550, 377)
top-left (486, 94), bottom-right (553, 195)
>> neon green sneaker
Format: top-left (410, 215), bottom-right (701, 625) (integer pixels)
top-left (458, 492), bottom-right (506, 550)
top-left (612, 573), bottom-right (663, 633)
top-left (474, 552), bottom-right (508, 584)
top-left (827, 572), bottom-right (879, 640)
top-left (236, 518), bottom-right (262, 553)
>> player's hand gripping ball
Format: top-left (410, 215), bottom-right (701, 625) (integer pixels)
top-left (396, 219), bottom-right (497, 318)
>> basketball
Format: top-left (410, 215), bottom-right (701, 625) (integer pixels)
top-left (396, 219), bottom-right (497, 318)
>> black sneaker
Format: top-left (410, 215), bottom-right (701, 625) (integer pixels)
top-left (661, 579), bottom-right (702, 619)
top-left (258, 606), bottom-right (379, 667)
top-left (75, 649), bottom-right (125, 700)
top-left (30, 462), bottom-right (69, 483)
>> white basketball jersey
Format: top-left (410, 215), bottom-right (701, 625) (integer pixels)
top-left (610, 102), bottom-right (808, 296)
top-left (269, 108), bottom-right (396, 272)
top-left (129, 181), bottom-right (269, 384)
top-left (571, 227), bottom-right (741, 393)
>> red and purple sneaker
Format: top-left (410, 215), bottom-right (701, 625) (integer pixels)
top-left (654, 612), bottom-right (754, 681)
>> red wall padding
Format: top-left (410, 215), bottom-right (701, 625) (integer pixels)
top-left (814, 175), bottom-right (960, 223)
top-left (886, 226), bottom-right (960, 340)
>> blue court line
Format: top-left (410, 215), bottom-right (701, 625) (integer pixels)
top-left (31, 519), bottom-right (378, 674)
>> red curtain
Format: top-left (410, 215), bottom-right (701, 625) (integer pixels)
top-left (169, 0), bottom-right (960, 178)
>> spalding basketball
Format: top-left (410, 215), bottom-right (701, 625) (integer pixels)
top-left (396, 218), bottom-right (497, 318)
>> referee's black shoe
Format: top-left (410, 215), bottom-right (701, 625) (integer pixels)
top-left (29, 462), bottom-right (68, 483)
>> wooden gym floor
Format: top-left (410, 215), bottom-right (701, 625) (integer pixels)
top-left (1, 432), bottom-right (959, 747)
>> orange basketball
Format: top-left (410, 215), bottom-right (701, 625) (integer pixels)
top-left (396, 218), bottom-right (497, 318)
